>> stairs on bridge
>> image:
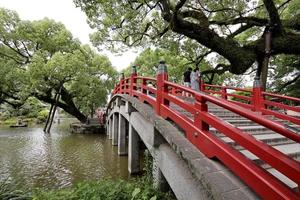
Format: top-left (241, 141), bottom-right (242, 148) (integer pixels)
top-left (171, 98), bottom-right (300, 192)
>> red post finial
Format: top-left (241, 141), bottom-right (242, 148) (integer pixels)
top-left (130, 65), bottom-right (137, 96)
top-left (131, 65), bottom-right (137, 76)
top-left (120, 72), bottom-right (125, 94)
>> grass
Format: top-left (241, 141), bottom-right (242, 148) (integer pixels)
top-left (0, 180), bottom-right (31, 200)
top-left (34, 179), bottom-right (173, 200)
top-left (0, 178), bottom-right (174, 200)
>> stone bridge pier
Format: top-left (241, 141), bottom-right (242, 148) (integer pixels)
top-left (106, 94), bottom-right (259, 200)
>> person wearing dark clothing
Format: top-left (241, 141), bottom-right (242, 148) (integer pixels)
top-left (183, 67), bottom-right (192, 87)
top-left (183, 67), bottom-right (192, 96)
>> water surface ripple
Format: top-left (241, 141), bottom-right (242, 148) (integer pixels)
top-left (0, 120), bottom-right (128, 189)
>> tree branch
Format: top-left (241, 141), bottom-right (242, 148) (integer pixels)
top-left (210, 17), bottom-right (268, 26)
top-left (276, 73), bottom-right (300, 93)
top-left (0, 51), bottom-right (25, 65)
top-left (2, 39), bottom-right (30, 62)
top-left (201, 64), bottom-right (231, 75)
top-left (229, 24), bottom-right (255, 38)
top-left (278, 0), bottom-right (292, 10)
top-left (263, 0), bottom-right (284, 34)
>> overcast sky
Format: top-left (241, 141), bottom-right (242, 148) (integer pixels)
top-left (0, 0), bottom-right (137, 71)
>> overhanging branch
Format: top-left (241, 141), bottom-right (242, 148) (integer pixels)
top-left (263, 0), bottom-right (284, 34)
top-left (276, 73), bottom-right (300, 93)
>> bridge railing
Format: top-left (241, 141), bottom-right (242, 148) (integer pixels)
top-left (261, 92), bottom-right (300, 124)
top-left (201, 82), bottom-right (300, 125)
top-left (112, 62), bottom-right (300, 200)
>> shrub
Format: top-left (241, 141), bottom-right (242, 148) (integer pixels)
top-left (37, 110), bottom-right (49, 123)
top-left (3, 117), bottom-right (17, 126)
top-left (32, 179), bottom-right (173, 200)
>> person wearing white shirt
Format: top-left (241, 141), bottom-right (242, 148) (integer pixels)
top-left (190, 67), bottom-right (200, 91)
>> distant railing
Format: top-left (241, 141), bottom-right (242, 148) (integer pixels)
top-left (112, 62), bottom-right (300, 200)
top-left (201, 82), bottom-right (300, 125)
top-left (96, 108), bottom-right (106, 125)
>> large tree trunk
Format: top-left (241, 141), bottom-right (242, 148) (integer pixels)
top-left (261, 59), bottom-right (269, 91)
top-left (46, 90), bottom-right (61, 133)
top-left (159, 0), bottom-right (300, 77)
top-left (35, 87), bottom-right (87, 123)
top-left (261, 29), bottom-right (272, 91)
top-left (44, 95), bottom-right (56, 132)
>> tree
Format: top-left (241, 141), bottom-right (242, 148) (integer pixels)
top-left (0, 8), bottom-right (117, 123)
top-left (123, 48), bottom-right (192, 82)
top-left (75, 0), bottom-right (300, 89)
top-left (124, 48), bottom-right (245, 86)
top-left (268, 54), bottom-right (300, 97)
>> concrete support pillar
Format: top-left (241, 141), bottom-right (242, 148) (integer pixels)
top-left (112, 113), bottom-right (119, 145)
top-left (153, 152), bottom-right (168, 192)
top-left (108, 117), bottom-right (113, 139)
top-left (106, 119), bottom-right (110, 136)
top-left (118, 114), bottom-right (127, 155)
top-left (128, 124), bottom-right (140, 174)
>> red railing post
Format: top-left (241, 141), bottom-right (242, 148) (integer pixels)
top-left (252, 78), bottom-right (264, 112)
top-left (200, 79), bottom-right (205, 92)
top-left (172, 87), bottom-right (176, 95)
top-left (221, 87), bottom-right (228, 100)
top-left (130, 65), bottom-right (137, 96)
top-left (194, 95), bottom-right (209, 132)
top-left (155, 60), bottom-right (169, 115)
top-left (142, 78), bottom-right (147, 95)
top-left (171, 77), bottom-right (177, 95)
top-left (120, 72), bottom-right (125, 94)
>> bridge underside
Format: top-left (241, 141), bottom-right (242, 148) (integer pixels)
top-left (106, 94), bottom-right (260, 200)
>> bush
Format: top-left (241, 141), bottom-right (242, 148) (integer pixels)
top-left (3, 117), bottom-right (17, 126)
top-left (32, 179), bottom-right (173, 200)
top-left (37, 110), bottom-right (49, 123)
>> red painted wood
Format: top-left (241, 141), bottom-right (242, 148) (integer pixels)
top-left (111, 73), bottom-right (300, 200)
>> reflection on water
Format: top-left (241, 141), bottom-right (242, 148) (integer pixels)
top-left (0, 119), bottom-right (129, 189)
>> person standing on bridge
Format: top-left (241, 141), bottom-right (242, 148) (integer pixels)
top-left (191, 67), bottom-right (200, 91)
top-left (183, 67), bottom-right (192, 96)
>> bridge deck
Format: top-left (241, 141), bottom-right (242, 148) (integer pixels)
top-left (110, 73), bottom-right (300, 199)
top-left (170, 97), bottom-right (300, 191)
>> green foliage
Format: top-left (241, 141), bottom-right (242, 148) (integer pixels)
top-left (3, 117), bottom-right (17, 125)
top-left (0, 7), bottom-right (117, 121)
top-left (32, 179), bottom-right (172, 200)
top-left (125, 48), bottom-right (188, 82)
top-left (0, 149), bottom-right (173, 200)
top-left (74, 0), bottom-right (217, 75)
top-left (230, 89), bottom-right (252, 104)
top-left (0, 97), bottom-right (46, 122)
top-left (75, 0), bottom-right (300, 96)
top-left (143, 150), bottom-right (154, 184)
top-left (123, 48), bottom-right (213, 83)
top-left (37, 110), bottom-right (49, 123)
top-left (268, 54), bottom-right (300, 98)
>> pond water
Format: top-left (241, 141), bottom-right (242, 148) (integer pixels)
top-left (0, 119), bottom-right (129, 189)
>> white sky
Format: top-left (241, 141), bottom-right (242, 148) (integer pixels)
top-left (0, 0), bottom-right (138, 71)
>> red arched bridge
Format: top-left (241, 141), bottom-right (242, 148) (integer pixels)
top-left (100, 61), bottom-right (300, 200)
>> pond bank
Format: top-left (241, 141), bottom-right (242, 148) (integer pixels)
top-left (0, 118), bottom-right (175, 200)
top-left (1, 178), bottom-right (174, 200)
top-left (0, 119), bottom-right (128, 189)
